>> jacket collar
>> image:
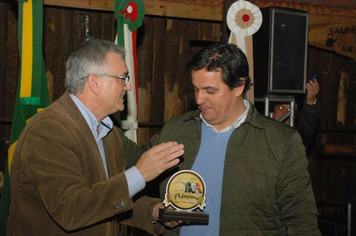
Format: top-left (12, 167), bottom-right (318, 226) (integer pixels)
top-left (243, 100), bottom-right (266, 130)
top-left (183, 100), bottom-right (266, 130)
top-left (183, 109), bottom-right (201, 123)
top-left (57, 92), bottom-right (95, 136)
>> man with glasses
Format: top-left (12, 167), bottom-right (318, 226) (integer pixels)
top-left (7, 38), bottom-right (184, 235)
top-left (81, 74), bottom-right (130, 85)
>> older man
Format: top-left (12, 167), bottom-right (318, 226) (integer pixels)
top-left (7, 38), bottom-right (184, 236)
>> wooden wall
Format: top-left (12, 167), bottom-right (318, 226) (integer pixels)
top-left (136, 17), bottom-right (221, 144)
top-left (0, 2), bottom-right (119, 174)
top-left (305, 46), bottom-right (356, 206)
top-left (0, 2), bottom-right (19, 174)
top-left (1, 2), bottom-right (356, 229)
top-left (0, 1), bottom-right (222, 173)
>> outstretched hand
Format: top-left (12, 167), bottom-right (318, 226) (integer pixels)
top-left (135, 142), bottom-right (184, 182)
top-left (305, 79), bottom-right (320, 105)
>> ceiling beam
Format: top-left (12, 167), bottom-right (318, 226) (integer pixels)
top-left (43, 0), bottom-right (223, 21)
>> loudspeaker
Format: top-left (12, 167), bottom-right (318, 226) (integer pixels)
top-left (253, 7), bottom-right (309, 95)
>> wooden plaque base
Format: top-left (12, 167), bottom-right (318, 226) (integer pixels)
top-left (159, 208), bottom-right (209, 225)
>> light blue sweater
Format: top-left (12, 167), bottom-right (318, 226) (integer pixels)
top-left (179, 121), bottom-right (233, 236)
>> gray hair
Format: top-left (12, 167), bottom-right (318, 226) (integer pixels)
top-left (65, 38), bottom-right (126, 94)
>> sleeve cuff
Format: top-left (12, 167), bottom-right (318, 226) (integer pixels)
top-left (125, 166), bottom-right (146, 197)
top-left (306, 98), bottom-right (317, 105)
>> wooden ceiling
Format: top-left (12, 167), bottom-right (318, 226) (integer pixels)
top-left (42, 0), bottom-right (356, 21)
top-left (163, 0), bottom-right (356, 8)
top-left (42, 0), bottom-right (222, 21)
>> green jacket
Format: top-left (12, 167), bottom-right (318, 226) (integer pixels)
top-left (144, 102), bottom-right (321, 235)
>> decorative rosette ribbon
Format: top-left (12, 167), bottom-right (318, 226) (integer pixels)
top-left (114, 0), bottom-right (145, 143)
top-left (227, 0), bottom-right (262, 54)
top-left (115, 0), bottom-right (145, 31)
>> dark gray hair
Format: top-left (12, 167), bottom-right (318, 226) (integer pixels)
top-left (65, 38), bottom-right (126, 94)
top-left (186, 43), bottom-right (252, 95)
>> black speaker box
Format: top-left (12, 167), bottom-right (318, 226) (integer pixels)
top-left (253, 7), bottom-right (309, 95)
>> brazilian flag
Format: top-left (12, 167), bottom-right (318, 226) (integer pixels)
top-left (0, 0), bottom-right (50, 234)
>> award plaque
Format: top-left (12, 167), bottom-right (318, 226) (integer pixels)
top-left (159, 170), bottom-right (209, 225)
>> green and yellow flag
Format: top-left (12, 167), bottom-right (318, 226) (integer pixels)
top-left (0, 0), bottom-right (50, 234)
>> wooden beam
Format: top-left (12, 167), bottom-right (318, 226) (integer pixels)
top-left (43, 0), bottom-right (223, 21)
top-left (323, 145), bottom-right (356, 156)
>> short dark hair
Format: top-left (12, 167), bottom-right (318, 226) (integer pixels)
top-left (186, 43), bottom-right (252, 95)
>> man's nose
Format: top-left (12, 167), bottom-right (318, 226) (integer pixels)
top-left (125, 80), bottom-right (132, 91)
top-left (195, 92), bottom-right (205, 105)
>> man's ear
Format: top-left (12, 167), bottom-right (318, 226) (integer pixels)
top-left (234, 82), bottom-right (245, 97)
top-left (87, 74), bottom-right (100, 95)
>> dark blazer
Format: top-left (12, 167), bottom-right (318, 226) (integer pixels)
top-left (8, 92), bottom-right (162, 236)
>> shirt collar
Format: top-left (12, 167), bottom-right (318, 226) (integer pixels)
top-left (69, 94), bottom-right (113, 133)
top-left (200, 99), bottom-right (250, 133)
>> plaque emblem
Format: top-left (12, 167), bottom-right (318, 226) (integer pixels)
top-left (163, 170), bottom-right (206, 211)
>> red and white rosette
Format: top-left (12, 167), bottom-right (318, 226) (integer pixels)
top-left (227, 0), bottom-right (262, 54)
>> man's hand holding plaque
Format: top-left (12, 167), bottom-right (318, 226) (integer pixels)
top-left (159, 170), bottom-right (209, 225)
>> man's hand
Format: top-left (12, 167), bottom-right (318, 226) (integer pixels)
top-left (135, 142), bottom-right (184, 182)
top-left (305, 78), bottom-right (320, 105)
top-left (152, 202), bottom-right (181, 228)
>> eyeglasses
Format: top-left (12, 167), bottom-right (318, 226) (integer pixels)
top-left (81, 74), bottom-right (130, 86)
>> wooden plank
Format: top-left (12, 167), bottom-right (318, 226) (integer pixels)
top-left (143, 0), bottom-right (222, 21)
top-left (42, 7), bottom-right (118, 102)
top-left (87, 11), bottom-right (102, 40)
top-left (5, 3), bottom-right (19, 120)
top-left (0, 2), bottom-right (8, 119)
top-left (309, 14), bottom-right (356, 60)
top-left (343, 63), bottom-right (356, 128)
top-left (43, 0), bottom-right (113, 12)
top-left (100, 13), bottom-right (116, 41)
top-left (323, 145), bottom-right (356, 156)
top-left (164, 18), bottom-right (190, 122)
top-left (43, 0), bottom-right (223, 21)
top-left (44, 7), bottom-right (59, 55)
top-left (149, 17), bottom-right (166, 138)
top-left (221, 0), bottom-right (236, 43)
top-left (322, 72), bottom-right (340, 129)
top-left (43, 7), bottom-right (58, 102)
top-left (59, 9), bottom-right (77, 56)
top-left (0, 2), bottom-right (10, 169)
top-left (0, 2), bottom-right (19, 157)
top-left (137, 17), bottom-right (154, 145)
